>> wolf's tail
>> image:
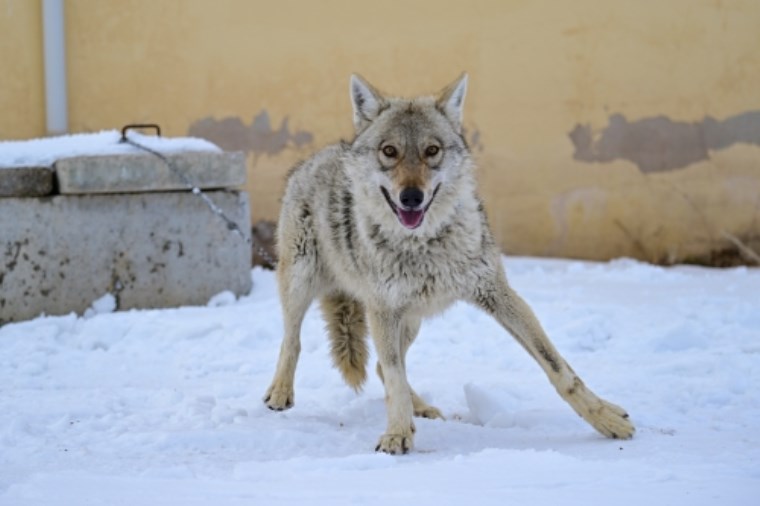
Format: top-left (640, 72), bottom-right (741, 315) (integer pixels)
top-left (320, 294), bottom-right (369, 391)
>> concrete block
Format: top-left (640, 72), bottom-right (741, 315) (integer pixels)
top-left (55, 151), bottom-right (246, 194)
top-left (0, 166), bottom-right (54, 197)
top-left (0, 191), bottom-right (252, 324)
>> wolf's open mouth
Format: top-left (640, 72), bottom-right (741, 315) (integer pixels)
top-left (380, 185), bottom-right (441, 230)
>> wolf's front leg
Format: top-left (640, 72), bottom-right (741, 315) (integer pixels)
top-left (367, 309), bottom-right (415, 454)
top-left (470, 265), bottom-right (635, 440)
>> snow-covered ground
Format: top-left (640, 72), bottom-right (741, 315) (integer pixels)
top-left (1, 257), bottom-right (758, 505)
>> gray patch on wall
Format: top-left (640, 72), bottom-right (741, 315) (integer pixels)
top-left (189, 111), bottom-right (314, 161)
top-left (569, 111), bottom-right (760, 173)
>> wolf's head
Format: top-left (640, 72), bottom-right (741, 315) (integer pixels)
top-left (344, 74), bottom-right (475, 234)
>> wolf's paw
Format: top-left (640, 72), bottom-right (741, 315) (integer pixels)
top-left (414, 404), bottom-right (445, 420)
top-left (263, 383), bottom-right (294, 411)
top-left (589, 400), bottom-right (635, 440)
top-left (375, 432), bottom-right (414, 455)
top-left (411, 392), bottom-right (445, 420)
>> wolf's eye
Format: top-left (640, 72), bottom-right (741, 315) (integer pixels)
top-left (381, 145), bottom-right (398, 158)
top-left (425, 145), bottom-right (440, 157)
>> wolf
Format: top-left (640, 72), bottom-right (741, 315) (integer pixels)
top-left (263, 74), bottom-right (635, 454)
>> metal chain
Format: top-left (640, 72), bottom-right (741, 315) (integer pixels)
top-left (250, 227), bottom-right (279, 269)
top-left (119, 124), bottom-right (278, 269)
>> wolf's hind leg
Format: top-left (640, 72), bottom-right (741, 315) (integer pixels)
top-left (264, 259), bottom-right (317, 411)
top-left (470, 268), bottom-right (635, 440)
top-left (377, 362), bottom-right (444, 420)
top-left (376, 317), bottom-right (445, 420)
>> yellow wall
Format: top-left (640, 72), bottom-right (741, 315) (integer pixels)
top-left (0, 0), bottom-right (44, 139)
top-left (3, 0), bottom-right (760, 262)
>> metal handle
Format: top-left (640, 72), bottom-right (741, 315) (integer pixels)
top-left (120, 123), bottom-right (161, 142)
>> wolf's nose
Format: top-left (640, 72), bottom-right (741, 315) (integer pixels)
top-left (399, 187), bottom-right (424, 209)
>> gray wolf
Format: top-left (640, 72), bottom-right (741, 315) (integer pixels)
top-left (264, 74), bottom-right (635, 454)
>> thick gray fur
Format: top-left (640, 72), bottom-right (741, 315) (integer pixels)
top-left (264, 74), bottom-right (635, 454)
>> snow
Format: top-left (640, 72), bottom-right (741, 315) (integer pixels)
top-left (0, 130), bottom-right (220, 169)
top-left (82, 293), bottom-right (117, 319)
top-left (1, 257), bottom-right (758, 505)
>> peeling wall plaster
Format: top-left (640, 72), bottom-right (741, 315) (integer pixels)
top-left (569, 111), bottom-right (760, 172)
top-left (188, 111), bottom-right (313, 161)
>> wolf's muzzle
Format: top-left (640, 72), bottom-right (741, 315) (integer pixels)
top-left (380, 184), bottom-right (441, 230)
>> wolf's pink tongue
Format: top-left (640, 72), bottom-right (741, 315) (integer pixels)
top-left (398, 209), bottom-right (424, 229)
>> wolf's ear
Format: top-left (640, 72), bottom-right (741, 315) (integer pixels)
top-left (436, 73), bottom-right (468, 130)
top-left (350, 74), bottom-right (385, 132)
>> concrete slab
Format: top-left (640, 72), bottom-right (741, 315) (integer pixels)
top-left (55, 151), bottom-right (246, 194)
top-left (0, 191), bottom-right (252, 324)
top-left (0, 166), bottom-right (54, 197)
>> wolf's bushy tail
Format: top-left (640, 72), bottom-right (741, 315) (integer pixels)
top-left (320, 294), bottom-right (369, 391)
